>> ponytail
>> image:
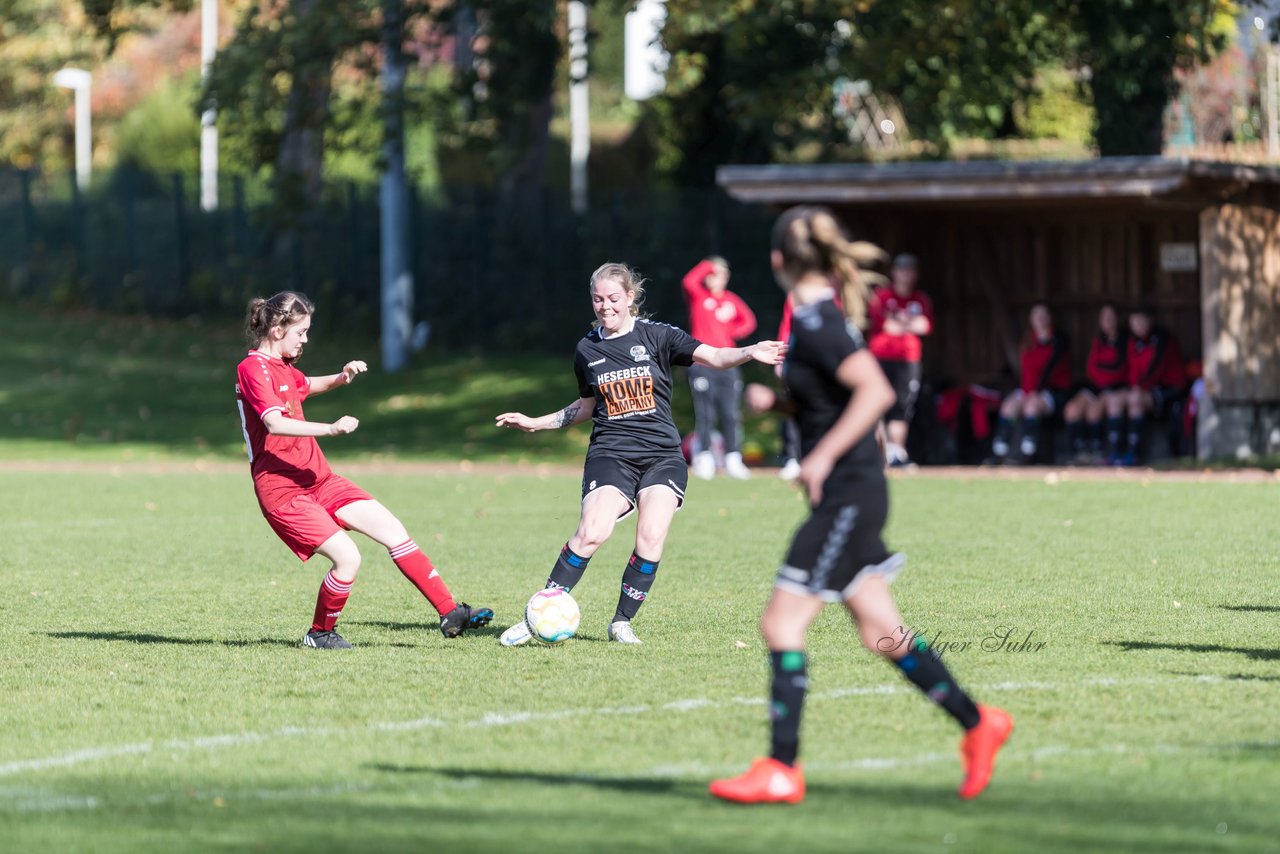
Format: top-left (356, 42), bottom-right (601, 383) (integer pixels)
top-left (772, 206), bottom-right (887, 328)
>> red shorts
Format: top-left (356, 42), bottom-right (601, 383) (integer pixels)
top-left (264, 474), bottom-right (374, 561)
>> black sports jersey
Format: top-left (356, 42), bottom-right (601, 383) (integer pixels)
top-left (574, 318), bottom-right (702, 456)
top-left (783, 296), bottom-right (883, 490)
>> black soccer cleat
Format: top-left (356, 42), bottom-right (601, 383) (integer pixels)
top-left (440, 603), bottom-right (494, 638)
top-left (302, 629), bottom-right (354, 649)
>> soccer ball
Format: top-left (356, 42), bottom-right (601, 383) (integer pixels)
top-left (525, 588), bottom-right (581, 644)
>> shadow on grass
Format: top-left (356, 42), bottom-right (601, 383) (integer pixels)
top-left (43, 630), bottom-right (416, 649)
top-left (1219, 604), bottom-right (1280, 613)
top-left (1108, 640), bottom-right (1280, 662)
top-left (340, 619), bottom-right (508, 640)
top-left (368, 764), bottom-right (940, 803)
top-left (371, 764), bottom-right (683, 795)
top-left (1168, 670), bottom-right (1280, 683)
top-left (347, 620), bottom-right (433, 632)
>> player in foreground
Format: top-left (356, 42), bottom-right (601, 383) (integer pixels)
top-left (709, 207), bottom-right (1012, 805)
top-left (495, 262), bottom-right (785, 645)
top-left (235, 291), bottom-right (493, 649)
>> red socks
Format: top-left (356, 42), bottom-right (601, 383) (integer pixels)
top-left (389, 539), bottom-right (456, 615)
top-left (311, 570), bottom-right (353, 632)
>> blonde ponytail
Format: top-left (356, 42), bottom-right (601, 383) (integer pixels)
top-left (773, 206), bottom-right (887, 328)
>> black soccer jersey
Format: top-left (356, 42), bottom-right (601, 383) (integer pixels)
top-left (574, 319), bottom-right (702, 456)
top-left (783, 296), bottom-right (884, 489)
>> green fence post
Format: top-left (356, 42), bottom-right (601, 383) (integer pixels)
top-left (347, 182), bottom-right (360, 294)
top-left (122, 167), bottom-right (138, 278)
top-left (18, 169), bottom-right (34, 292)
top-left (70, 169), bottom-right (85, 285)
top-left (233, 176), bottom-right (248, 257)
top-left (173, 174), bottom-right (189, 300)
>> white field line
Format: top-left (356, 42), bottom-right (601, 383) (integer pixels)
top-left (0, 673), bottom-right (1237, 780)
top-left (1, 782), bottom-right (372, 814)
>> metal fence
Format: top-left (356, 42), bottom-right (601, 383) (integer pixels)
top-left (0, 168), bottom-right (786, 351)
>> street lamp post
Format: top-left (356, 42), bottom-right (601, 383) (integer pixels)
top-left (568, 0), bottom-right (589, 214)
top-left (200, 0), bottom-right (219, 211)
top-left (52, 67), bottom-right (92, 191)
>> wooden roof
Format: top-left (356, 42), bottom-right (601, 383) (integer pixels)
top-left (716, 156), bottom-right (1280, 207)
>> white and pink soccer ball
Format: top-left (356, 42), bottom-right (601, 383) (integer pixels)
top-left (524, 588), bottom-right (581, 644)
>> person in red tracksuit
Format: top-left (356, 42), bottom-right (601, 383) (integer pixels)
top-left (1061, 303), bottom-right (1128, 463)
top-left (1116, 306), bottom-right (1186, 466)
top-left (868, 254), bottom-right (933, 466)
top-left (681, 256), bottom-right (758, 480)
top-left (990, 303), bottom-right (1072, 464)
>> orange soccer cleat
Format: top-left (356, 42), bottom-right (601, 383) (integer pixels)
top-left (958, 705), bottom-right (1014, 799)
top-left (709, 757), bottom-right (806, 804)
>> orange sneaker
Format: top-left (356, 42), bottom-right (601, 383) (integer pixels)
top-left (709, 757), bottom-right (805, 804)
top-left (958, 705), bottom-right (1014, 799)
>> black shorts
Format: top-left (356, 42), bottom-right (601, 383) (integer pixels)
top-left (776, 483), bottom-right (905, 603)
top-left (582, 452), bottom-right (688, 519)
top-left (1149, 385), bottom-right (1185, 419)
top-left (879, 360), bottom-right (922, 423)
top-left (1017, 388), bottom-right (1069, 416)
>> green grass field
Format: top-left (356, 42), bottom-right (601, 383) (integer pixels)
top-left (4, 466), bottom-right (1278, 852)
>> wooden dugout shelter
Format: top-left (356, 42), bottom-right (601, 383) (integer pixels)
top-left (717, 156), bottom-right (1280, 460)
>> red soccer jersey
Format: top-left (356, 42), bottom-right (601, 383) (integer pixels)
top-left (1085, 333), bottom-right (1128, 389)
top-left (235, 351), bottom-right (332, 513)
top-left (868, 286), bottom-right (933, 362)
top-left (681, 260), bottom-right (757, 348)
top-left (1127, 328), bottom-right (1186, 390)
top-left (1020, 333), bottom-right (1072, 393)
top-left (777, 293), bottom-right (795, 343)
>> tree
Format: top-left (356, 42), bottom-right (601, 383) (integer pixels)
top-left (851, 0), bottom-right (1066, 144)
top-left (0, 1), bottom-right (106, 171)
top-left (199, 0), bottom-right (559, 212)
top-left (650, 0), bottom-right (1239, 178)
top-left (651, 0), bottom-right (1066, 185)
top-left (1065, 0), bottom-right (1236, 155)
top-left (431, 0), bottom-right (561, 202)
top-left (201, 0), bottom-right (380, 221)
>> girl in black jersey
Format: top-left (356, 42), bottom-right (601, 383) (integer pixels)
top-left (495, 262), bottom-right (785, 645)
top-left (709, 207), bottom-right (1012, 805)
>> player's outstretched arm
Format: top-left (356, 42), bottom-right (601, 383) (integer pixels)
top-left (262, 410), bottom-right (359, 438)
top-left (692, 340), bottom-right (787, 370)
top-left (496, 397), bottom-right (594, 433)
top-left (308, 360), bottom-right (368, 396)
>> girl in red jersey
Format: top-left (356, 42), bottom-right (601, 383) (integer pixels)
top-left (1116, 306), bottom-right (1187, 466)
top-left (709, 206), bottom-right (1011, 805)
top-left (990, 303), bottom-right (1072, 464)
top-left (1062, 303), bottom-right (1128, 464)
top-left (681, 256), bottom-right (758, 480)
top-left (235, 292), bottom-right (493, 649)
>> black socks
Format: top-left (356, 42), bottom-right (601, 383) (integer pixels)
top-left (612, 552), bottom-right (659, 623)
top-left (893, 638), bottom-right (981, 730)
top-left (546, 543), bottom-right (590, 592)
top-left (769, 650), bottom-right (808, 766)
